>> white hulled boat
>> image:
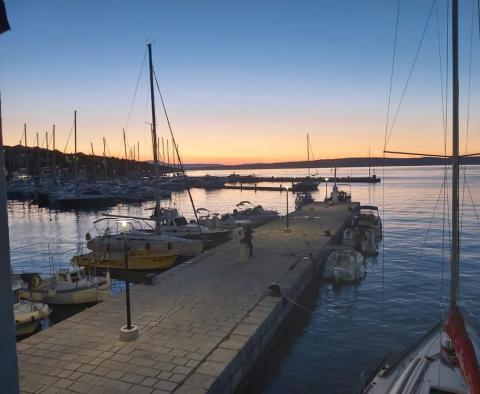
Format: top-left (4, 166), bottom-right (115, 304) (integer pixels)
top-left (20, 266), bottom-right (110, 305)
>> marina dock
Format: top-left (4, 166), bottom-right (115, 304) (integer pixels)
top-left (17, 202), bottom-right (358, 394)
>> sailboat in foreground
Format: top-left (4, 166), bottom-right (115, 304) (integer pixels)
top-left (363, 1), bottom-right (480, 393)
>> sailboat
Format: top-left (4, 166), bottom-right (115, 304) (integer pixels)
top-left (292, 133), bottom-right (319, 192)
top-left (363, 1), bottom-right (480, 392)
top-left (50, 111), bottom-right (116, 208)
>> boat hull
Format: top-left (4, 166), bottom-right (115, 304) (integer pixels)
top-left (74, 251), bottom-right (178, 270)
top-left (21, 281), bottom-right (110, 305)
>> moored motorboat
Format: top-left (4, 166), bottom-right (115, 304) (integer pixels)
top-left (74, 249), bottom-right (179, 271)
top-left (231, 201), bottom-right (279, 227)
top-left (19, 266), bottom-right (110, 305)
top-left (342, 226), bottom-right (378, 256)
top-left (295, 192), bottom-right (314, 210)
top-left (352, 205), bottom-right (382, 241)
top-left (12, 276), bottom-right (50, 337)
top-left (323, 246), bottom-right (365, 283)
top-left (86, 217), bottom-right (204, 257)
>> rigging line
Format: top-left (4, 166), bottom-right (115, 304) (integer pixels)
top-left (385, 0), bottom-right (436, 148)
top-left (152, 68), bottom-right (201, 227)
top-left (383, 0), bottom-right (400, 151)
top-left (124, 48), bottom-right (147, 133)
top-left (462, 169), bottom-right (480, 228)
top-left (415, 175), bottom-right (446, 270)
top-left (460, 0), bottom-right (475, 241)
top-left (441, 165), bottom-right (447, 316)
top-left (380, 0), bottom-right (400, 336)
top-left (435, 1), bottom-right (446, 142)
top-left (63, 120), bottom-right (75, 153)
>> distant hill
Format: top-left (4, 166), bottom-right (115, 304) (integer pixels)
top-left (184, 156), bottom-right (480, 171)
top-left (4, 145), bottom-right (174, 179)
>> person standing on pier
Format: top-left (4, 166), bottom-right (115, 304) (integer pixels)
top-left (244, 226), bottom-right (254, 257)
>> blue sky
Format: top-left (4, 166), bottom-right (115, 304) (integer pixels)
top-left (0, 0), bottom-right (478, 163)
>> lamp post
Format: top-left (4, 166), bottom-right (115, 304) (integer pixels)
top-left (285, 187), bottom-right (291, 233)
top-left (325, 177), bottom-right (329, 200)
top-left (119, 220), bottom-right (138, 341)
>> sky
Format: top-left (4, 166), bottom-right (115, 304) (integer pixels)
top-left (0, 0), bottom-right (479, 164)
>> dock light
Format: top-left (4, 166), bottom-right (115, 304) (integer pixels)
top-left (284, 187), bottom-right (291, 233)
top-left (119, 220), bottom-right (138, 341)
top-left (325, 177), bottom-right (329, 200)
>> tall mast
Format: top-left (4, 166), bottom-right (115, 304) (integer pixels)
top-left (24, 123), bottom-right (28, 172)
top-left (74, 110), bottom-right (78, 183)
top-left (450, 0), bottom-right (460, 308)
top-left (147, 43), bottom-right (161, 216)
top-left (123, 128), bottom-right (128, 179)
top-left (45, 131), bottom-right (49, 166)
top-left (368, 147), bottom-right (371, 179)
top-left (167, 139), bottom-right (170, 169)
top-left (307, 133), bottom-right (310, 177)
top-left (103, 137), bottom-right (107, 181)
top-left (52, 125), bottom-right (56, 182)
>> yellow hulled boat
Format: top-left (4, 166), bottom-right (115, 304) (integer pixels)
top-left (74, 249), bottom-right (179, 271)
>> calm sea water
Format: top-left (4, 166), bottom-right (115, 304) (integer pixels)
top-left (7, 165), bottom-right (480, 392)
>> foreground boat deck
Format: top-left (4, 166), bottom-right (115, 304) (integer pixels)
top-left (17, 202), bottom-right (358, 394)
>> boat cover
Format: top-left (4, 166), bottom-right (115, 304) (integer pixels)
top-left (444, 307), bottom-right (480, 394)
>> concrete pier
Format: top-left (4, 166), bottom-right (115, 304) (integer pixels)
top-left (17, 202), bottom-right (358, 394)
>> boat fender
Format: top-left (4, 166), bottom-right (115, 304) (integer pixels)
top-left (268, 282), bottom-right (281, 297)
top-left (106, 243), bottom-right (111, 253)
top-left (145, 242), bottom-right (151, 251)
top-left (86, 232), bottom-right (91, 240)
top-left (325, 230), bottom-right (332, 237)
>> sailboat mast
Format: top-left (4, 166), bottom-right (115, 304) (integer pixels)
top-left (74, 110), bottom-right (78, 183)
top-left (307, 133), bottom-right (310, 177)
top-left (450, 0), bottom-right (460, 308)
top-left (23, 123), bottom-right (28, 172)
top-left (103, 137), bottom-right (107, 181)
top-left (147, 43), bottom-right (161, 214)
top-left (123, 128), bottom-right (128, 178)
top-left (52, 125), bottom-right (56, 182)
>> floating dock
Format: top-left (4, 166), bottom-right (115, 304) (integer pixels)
top-left (17, 201), bottom-right (358, 394)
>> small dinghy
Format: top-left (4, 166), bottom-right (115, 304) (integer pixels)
top-left (12, 276), bottom-right (50, 337)
top-left (342, 226), bottom-right (378, 256)
top-left (20, 266), bottom-right (110, 305)
top-left (323, 246), bottom-right (365, 283)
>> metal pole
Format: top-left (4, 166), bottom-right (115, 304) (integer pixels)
top-left (0, 92), bottom-right (20, 393)
top-left (451, 0), bottom-right (460, 308)
top-left (103, 137), bottom-right (107, 181)
top-left (147, 43), bottom-right (161, 225)
top-left (52, 125), bottom-right (56, 182)
top-left (286, 188), bottom-right (289, 229)
top-left (123, 230), bottom-right (132, 330)
top-left (24, 123), bottom-right (28, 172)
top-left (325, 180), bottom-right (328, 200)
top-left (123, 128), bottom-right (128, 179)
top-left (74, 110), bottom-right (78, 184)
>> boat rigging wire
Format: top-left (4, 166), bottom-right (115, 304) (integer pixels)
top-left (385, 0), bottom-right (436, 148)
top-left (124, 48), bottom-right (147, 133)
top-left (62, 120), bottom-right (75, 153)
top-left (381, 0), bottom-right (401, 335)
top-left (152, 68), bottom-right (201, 227)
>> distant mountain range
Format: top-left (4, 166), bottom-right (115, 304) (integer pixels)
top-left (183, 156), bottom-right (480, 171)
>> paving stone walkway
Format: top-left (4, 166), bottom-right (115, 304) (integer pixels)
top-left (17, 202), bottom-right (356, 394)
